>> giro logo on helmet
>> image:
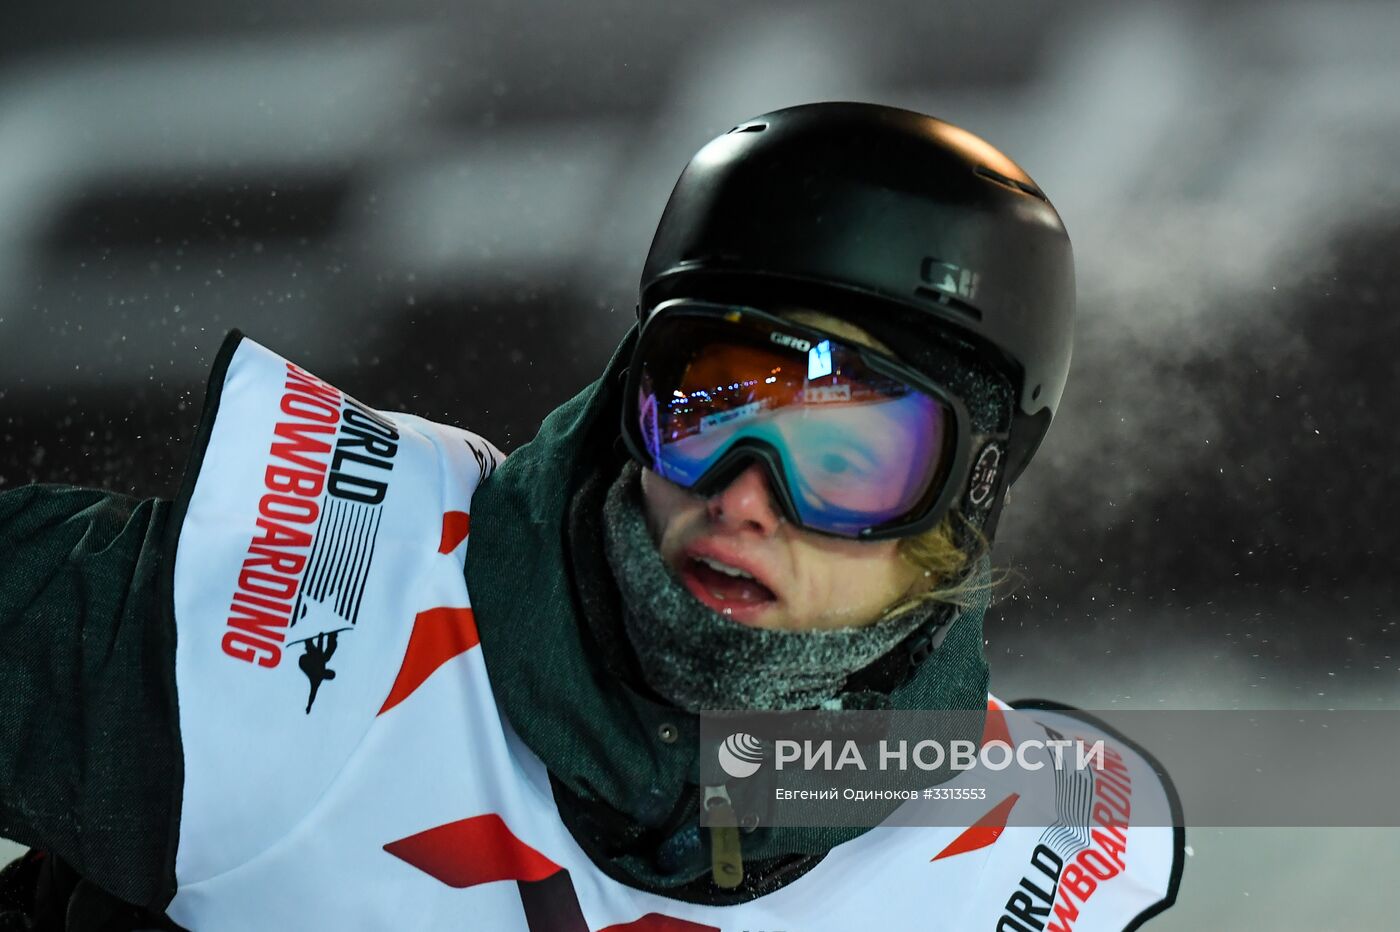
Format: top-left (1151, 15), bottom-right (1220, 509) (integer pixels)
top-left (717, 732), bottom-right (765, 779)
top-left (920, 256), bottom-right (980, 301)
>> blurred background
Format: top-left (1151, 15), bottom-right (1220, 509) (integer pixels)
top-left (1, 0), bottom-right (1397, 925)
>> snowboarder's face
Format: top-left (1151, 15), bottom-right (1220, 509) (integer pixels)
top-left (639, 310), bottom-right (927, 632)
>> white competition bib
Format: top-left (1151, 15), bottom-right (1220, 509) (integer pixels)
top-left (165, 333), bottom-right (1181, 930)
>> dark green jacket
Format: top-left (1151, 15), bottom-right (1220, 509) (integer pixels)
top-left (0, 485), bottom-right (182, 926)
top-left (0, 328), bottom-right (992, 920)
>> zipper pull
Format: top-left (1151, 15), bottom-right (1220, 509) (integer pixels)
top-left (703, 784), bottom-right (744, 889)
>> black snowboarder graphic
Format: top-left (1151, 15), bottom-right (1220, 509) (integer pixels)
top-left (465, 438), bottom-right (496, 482)
top-left (292, 629), bottom-right (349, 713)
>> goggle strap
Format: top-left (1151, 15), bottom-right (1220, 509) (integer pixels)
top-left (949, 434), bottom-right (1011, 548)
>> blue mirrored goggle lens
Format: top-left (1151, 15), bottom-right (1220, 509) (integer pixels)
top-left (635, 312), bottom-right (954, 535)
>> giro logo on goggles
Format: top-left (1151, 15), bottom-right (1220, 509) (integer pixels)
top-left (769, 331), bottom-right (812, 352)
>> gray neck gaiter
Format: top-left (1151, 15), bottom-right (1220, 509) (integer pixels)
top-left (602, 461), bottom-right (954, 712)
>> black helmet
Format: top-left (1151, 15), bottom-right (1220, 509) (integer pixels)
top-left (638, 101), bottom-right (1074, 491)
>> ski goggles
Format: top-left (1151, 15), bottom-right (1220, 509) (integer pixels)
top-left (621, 301), bottom-right (973, 539)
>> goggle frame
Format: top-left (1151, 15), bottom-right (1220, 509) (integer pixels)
top-left (620, 300), bottom-right (975, 541)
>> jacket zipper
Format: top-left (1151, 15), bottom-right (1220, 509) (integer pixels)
top-left (703, 783), bottom-right (744, 889)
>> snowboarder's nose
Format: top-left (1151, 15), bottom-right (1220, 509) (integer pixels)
top-left (705, 462), bottom-right (784, 536)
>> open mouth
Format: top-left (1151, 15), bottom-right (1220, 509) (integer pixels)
top-left (679, 554), bottom-right (778, 624)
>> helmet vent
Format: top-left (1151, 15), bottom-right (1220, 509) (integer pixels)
top-left (974, 165), bottom-right (1047, 202)
top-left (727, 122), bottom-right (768, 134)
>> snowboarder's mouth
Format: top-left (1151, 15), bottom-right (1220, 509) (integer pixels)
top-left (679, 553), bottom-right (778, 625)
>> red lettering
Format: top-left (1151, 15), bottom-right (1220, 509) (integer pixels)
top-left (285, 364), bottom-right (341, 399)
top-left (1100, 748), bottom-right (1131, 782)
top-left (245, 545), bottom-right (308, 577)
top-left (221, 374), bottom-right (342, 668)
top-left (1061, 864), bottom-right (1096, 902)
top-left (1091, 827), bottom-right (1128, 872)
top-left (270, 420), bottom-right (335, 472)
top-left (232, 591), bottom-right (292, 615)
top-left (1091, 801), bottom-right (1128, 841)
top-left (222, 631), bottom-right (281, 667)
top-left (259, 492), bottom-right (319, 524)
top-left (1096, 777), bottom-right (1132, 820)
top-left (252, 516), bottom-right (312, 549)
top-left (1079, 848), bottom-right (1120, 882)
top-left (265, 464), bottom-right (325, 498)
top-left (1048, 896), bottom-right (1080, 932)
top-left (237, 567), bottom-right (299, 601)
top-left (281, 392), bottom-right (340, 424)
top-left (226, 602), bottom-right (290, 644)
